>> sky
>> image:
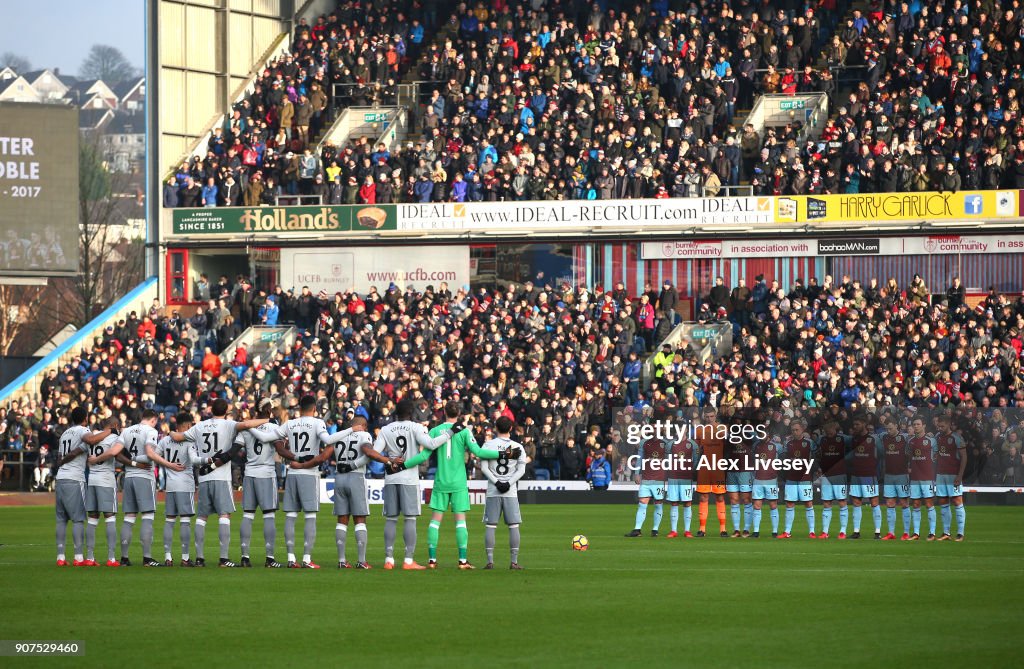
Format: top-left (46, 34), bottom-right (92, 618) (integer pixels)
top-left (0, 0), bottom-right (144, 76)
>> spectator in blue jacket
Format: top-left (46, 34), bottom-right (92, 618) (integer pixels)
top-left (414, 174), bottom-right (433, 202)
top-left (201, 177), bottom-right (219, 207)
top-left (840, 376), bottom-right (861, 408)
top-left (162, 177), bottom-right (179, 208)
top-left (450, 173), bottom-right (467, 202)
top-left (587, 452), bottom-right (612, 490)
top-left (477, 140), bottom-right (498, 166)
top-left (259, 297), bottom-right (279, 326)
top-left (623, 351), bottom-right (642, 406)
top-left (409, 20), bottom-right (424, 45)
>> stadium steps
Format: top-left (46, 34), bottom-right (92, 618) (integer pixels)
top-left (0, 278), bottom-right (159, 407)
top-left (219, 326), bottom-right (297, 372)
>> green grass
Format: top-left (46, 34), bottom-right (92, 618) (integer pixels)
top-left (1, 504), bottom-right (1021, 668)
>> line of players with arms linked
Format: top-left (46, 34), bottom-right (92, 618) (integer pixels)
top-left (52, 397), bottom-right (528, 570)
top-left (627, 406), bottom-right (968, 541)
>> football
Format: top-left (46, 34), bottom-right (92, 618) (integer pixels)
top-left (571, 535), bottom-right (589, 551)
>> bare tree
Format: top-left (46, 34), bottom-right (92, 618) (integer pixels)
top-left (0, 51), bottom-right (30, 72)
top-left (79, 44), bottom-right (138, 85)
top-left (0, 52), bottom-right (31, 72)
top-left (0, 284), bottom-right (47, 355)
top-left (48, 140), bottom-right (146, 329)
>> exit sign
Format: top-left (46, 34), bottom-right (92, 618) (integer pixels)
top-left (363, 112), bottom-right (389, 122)
top-left (779, 99), bottom-right (806, 110)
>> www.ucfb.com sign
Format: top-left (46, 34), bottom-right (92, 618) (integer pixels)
top-left (397, 197), bottom-right (774, 230)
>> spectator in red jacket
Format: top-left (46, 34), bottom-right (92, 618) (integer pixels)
top-left (358, 176), bottom-right (376, 204)
top-left (136, 317), bottom-right (156, 340)
top-left (201, 347), bottom-right (222, 379)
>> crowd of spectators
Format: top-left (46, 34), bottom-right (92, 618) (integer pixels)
top-left (750, 0), bottom-right (1024, 196)
top-left (3, 270), bottom-right (1024, 489)
top-left (165, 0), bottom-right (1024, 207)
top-left (164, 0), bottom-right (433, 208)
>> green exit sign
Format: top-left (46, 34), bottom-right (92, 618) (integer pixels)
top-left (779, 99), bottom-right (806, 110)
top-left (363, 112), bottom-right (389, 122)
top-left (690, 328), bottom-right (718, 338)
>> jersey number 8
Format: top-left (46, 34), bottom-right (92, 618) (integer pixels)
top-left (495, 451), bottom-right (510, 476)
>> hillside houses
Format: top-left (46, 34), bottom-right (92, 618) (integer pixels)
top-left (0, 67), bottom-right (145, 173)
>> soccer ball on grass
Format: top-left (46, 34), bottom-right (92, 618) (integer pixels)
top-left (571, 535), bottom-right (589, 551)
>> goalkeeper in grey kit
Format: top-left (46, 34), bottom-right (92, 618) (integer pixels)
top-left (479, 416), bottom-right (527, 570)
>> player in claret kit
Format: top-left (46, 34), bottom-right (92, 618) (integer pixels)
top-left (83, 418), bottom-right (123, 566)
top-left (780, 418), bottom-right (817, 539)
top-left (726, 430), bottom-right (754, 537)
top-left (816, 418), bottom-right (850, 539)
top-left (397, 401), bottom-right (508, 569)
top-left (751, 428), bottom-right (783, 538)
top-left (847, 414), bottom-right (884, 539)
top-left (908, 415), bottom-right (938, 540)
top-left (54, 407), bottom-right (111, 566)
top-left (934, 413), bottom-right (967, 541)
top-left (665, 423), bottom-right (699, 538)
top-left (881, 416), bottom-right (912, 540)
top-left (626, 430), bottom-right (667, 537)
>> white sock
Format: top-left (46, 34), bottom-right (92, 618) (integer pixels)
top-left (287, 552), bottom-right (296, 563)
top-left (403, 557), bottom-right (413, 565)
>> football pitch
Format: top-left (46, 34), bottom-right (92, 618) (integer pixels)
top-left (1, 503), bottom-right (1020, 668)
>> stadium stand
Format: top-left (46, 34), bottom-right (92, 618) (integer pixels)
top-left (164, 0), bottom-right (1024, 205)
top-left (2, 272), bottom-right (1023, 488)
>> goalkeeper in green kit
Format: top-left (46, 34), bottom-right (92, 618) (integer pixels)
top-left (394, 401), bottom-right (520, 569)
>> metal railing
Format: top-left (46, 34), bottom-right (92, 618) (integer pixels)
top-left (0, 449), bottom-right (44, 492)
top-left (702, 184), bottom-right (754, 197)
top-left (641, 321), bottom-right (733, 389)
top-left (274, 194), bottom-right (323, 206)
top-left (220, 326), bottom-right (297, 370)
top-left (744, 92), bottom-right (829, 142)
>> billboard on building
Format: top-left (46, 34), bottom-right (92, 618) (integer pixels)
top-left (0, 103), bottom-right (80, 276)
top-left (279, 245), bottom-right (470, 295)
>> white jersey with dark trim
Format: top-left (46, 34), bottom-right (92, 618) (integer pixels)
top-left (184, 418), bottom-right (239, 483)
top-left (236, 422), bottom-right (284, 479)
top-left (56, 425), bottom-right (90, 482)
top-left (156, 435), bottom-right (198, 493)
top-left (86, 433), bottom-right (120, 488)
top-left (277, 417), bottom-right (330, 478)
top-left (121, 423), bottom-right (160, 479)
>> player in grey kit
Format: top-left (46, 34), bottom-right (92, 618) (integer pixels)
top-left (83, 418), bottom-right (123, 566)
top-left (480, 416), bottom-right (528, 570)
top-left (270, 395), bottom-right (334, 569)
top-left (156, 413), bottom-right (200, 566)
top-left (114, 409), bottom-right (163, 566)
top-left (54, 406), bottom-right (111, 566)
top-left (374, 399), bottom-right (453, 570)
top-left (234, 400), bottom-right (299, 568)
top-left (296, 414), bottom-right (396, 568)
top-left (170, 398), bottom-right (269, 567)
